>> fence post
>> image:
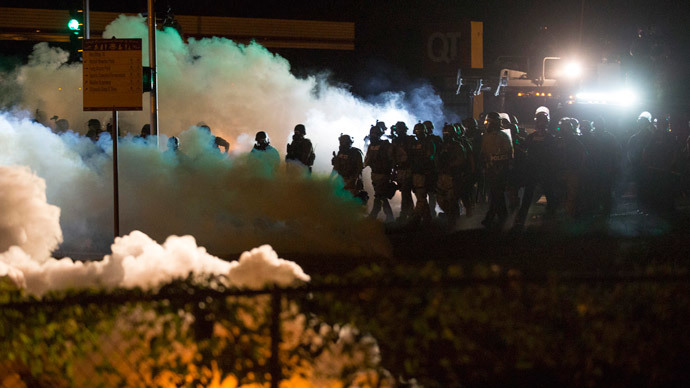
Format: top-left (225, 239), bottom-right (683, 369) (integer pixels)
top-left (270, 288), bottom-right (282, 388)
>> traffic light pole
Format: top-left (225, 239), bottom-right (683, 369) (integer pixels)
top-left (83, 0), bottom-right (89, 39)
top-left (148, 0), bottom-right (159, 146)
top-left (112, 109), bottom-right (120, 238)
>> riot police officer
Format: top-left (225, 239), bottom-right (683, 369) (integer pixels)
top-left (554, 118), bottom-right (587, 217)
top-left (514, 110), bottom-right (557, 229)
top-left (436, 123), bottom-right (468, 227)
top-left (480, 112), bottom-right (513, 229)
top-left (424, 120), bottom-right (442, 217)
top-left (641, 117), bottom-right (677, 214)
top-left (391, 122), bottom-right (416, 222)
top-left (251, 131), bottom-right (281, 171)
top-left (286, 124), bottom-right (316, 173)
top-left (332, 133), bottom-right (364, 198)
top-left (410, 122), bottom-right (436, 225)
top-left (364, 124), bottom-right (395, 222)
top-left (86, 119), bottom-right (103, 142)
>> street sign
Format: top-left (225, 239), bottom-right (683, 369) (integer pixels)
top-left (82, 38), bottom-right (143, 111)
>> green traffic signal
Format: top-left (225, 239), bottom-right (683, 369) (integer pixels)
top-left (142, 67), bottom-right (154, 92)
top-left (68, 18), bottom-right (81, 31)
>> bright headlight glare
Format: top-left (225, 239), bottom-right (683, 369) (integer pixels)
top-left (561, 62), bottom-right (582, 79)
top-left (575, 89), bottom-right (639, 106)
top-left (617, 90), bottom-right (637, 106)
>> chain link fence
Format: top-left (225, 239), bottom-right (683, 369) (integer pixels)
top-left (2, 273), bottom-right (690, 387)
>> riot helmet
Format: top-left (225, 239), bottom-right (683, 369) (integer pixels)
top-left (294, 124), bottom-right (306, 135)
top-left (534, 111), bottom-right (549, 131)
top-left (168, 136), bottom-right (179, 152)
top-left (413, 122), bottom-right (427, 138)
top-left (558, 118), bottom-right (575, 135)
top-left (485, 112), bottom-right (501, 132)
top-left (87, 119), bottom-right (102, 130)
top-left (423, 120), bottom-right (434, 135)
top-left (140, 124), bottom-right (151, 137)
top-left (376, 120), bottom-right (387, 132)
top-left (338, 133), bottom-right (353, 148)
top-left (393, 121), bottom-right (408, 136)
top-left (255, 131), bottom-right (270, 147)
top-left (462, 118), bottom-right (478, 137)
top-left (369, 124), bottom-right (384, 140)
top-left (55, 119), bottom-right (70, 133)
top-left (535, 106), bottom-right (550, 121)
top-left (442, 123), bottom-right (457, 141)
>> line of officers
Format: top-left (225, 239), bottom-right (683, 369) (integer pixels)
top-left (321, 114), bottom-right (513, 229)
top-left (281, 108), bottom-right (685, 230)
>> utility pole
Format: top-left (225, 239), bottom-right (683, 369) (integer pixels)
top-left (83, 0), bottom-right (89, 39)
top-left (147, 0), bottom-right (159, 146)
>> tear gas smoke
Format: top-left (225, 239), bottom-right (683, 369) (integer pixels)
top-left (0, 15), bottom-right (452, 256)
top-left (0, 165), bottom-right (62, 260)
top-left (0, 165), bottom-right (310, 296)
top-left (0, 114), bottom-right (389, 256)
top-left (4, 15), bottom-right (447, 169)
top-left (1, 230), bottom-right (310, 297)
top-left (0, 168), bottom-right (393, 387)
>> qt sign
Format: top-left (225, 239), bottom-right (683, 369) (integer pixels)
top-left (427, 31), bottom-right (463, 64)
top-left (423, 22), bottom-right (482, 75)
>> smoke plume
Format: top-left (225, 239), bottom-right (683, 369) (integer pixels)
top-left (0, 165), bottom-right (62, 260)
top-left (0, 165), bottom-right (310, 296)
top-left (0, 14), bottom-right (457, 257)
top-left (0, 114), bottom-right (391, 256)
top-left (6, 15), bottom-right (427, 169)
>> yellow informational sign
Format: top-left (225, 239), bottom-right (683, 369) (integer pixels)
top-left (83, 39), bottom-right (142, 111)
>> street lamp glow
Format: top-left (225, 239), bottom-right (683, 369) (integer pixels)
top-left (68, 19), bottom-right (80, 31)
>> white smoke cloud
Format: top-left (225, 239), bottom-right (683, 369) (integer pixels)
top-left (0, 115), bottom-right (114, 252)
top-left (6, 15), bottom-right (420, 169)
top-left (1, 230), bottom-right (309, 297)
top-left (0, 165), bottom-right (305, 296)
top-left (0, 113), bottom-right (391, 257)
top-left (0, 165), bottom-right (62, 261)
top-left (228, 244), bottom-right (310, 289)
top-left (0, 250), bottom-right (27, 289)
top-left (0, 14), bottom-right (460, 256)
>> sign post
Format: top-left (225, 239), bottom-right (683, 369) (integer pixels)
top-left (147, 0), bottom-right (159, 145)
top-left (82, 38), bottom-right (143, 238)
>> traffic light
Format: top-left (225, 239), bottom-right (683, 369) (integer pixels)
top-left (68, 6), bottom-right (84, 60)
top-left (142, 67), bottom-right (154, 92)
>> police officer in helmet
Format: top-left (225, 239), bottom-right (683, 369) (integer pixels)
top-left (365, 123), bottom-right (395, 222)
top-left (286, 124), bottom-right (316, 173)
top-left (332, 133), bottom-right (365, 199)
top-left (480, 112), bottom-right (513, 229)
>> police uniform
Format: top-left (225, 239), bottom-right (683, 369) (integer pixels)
top-left (287, 136), bottom-right (315, 172)
top-left (365, 138), bottom-right (395, 221)
top-left (333, 146), bottom-right (364, 196)
top-left (410, 135), bottom-right (436, 223)
top-left (481, 128), bottom-right (513, 227)
top-left (436, 137), bottom-right (467, 225)
top-left (392, 134), bottom-right (416, 220)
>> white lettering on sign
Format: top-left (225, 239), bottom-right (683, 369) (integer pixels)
top-left (427, 32), bottom-right (463, 64)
